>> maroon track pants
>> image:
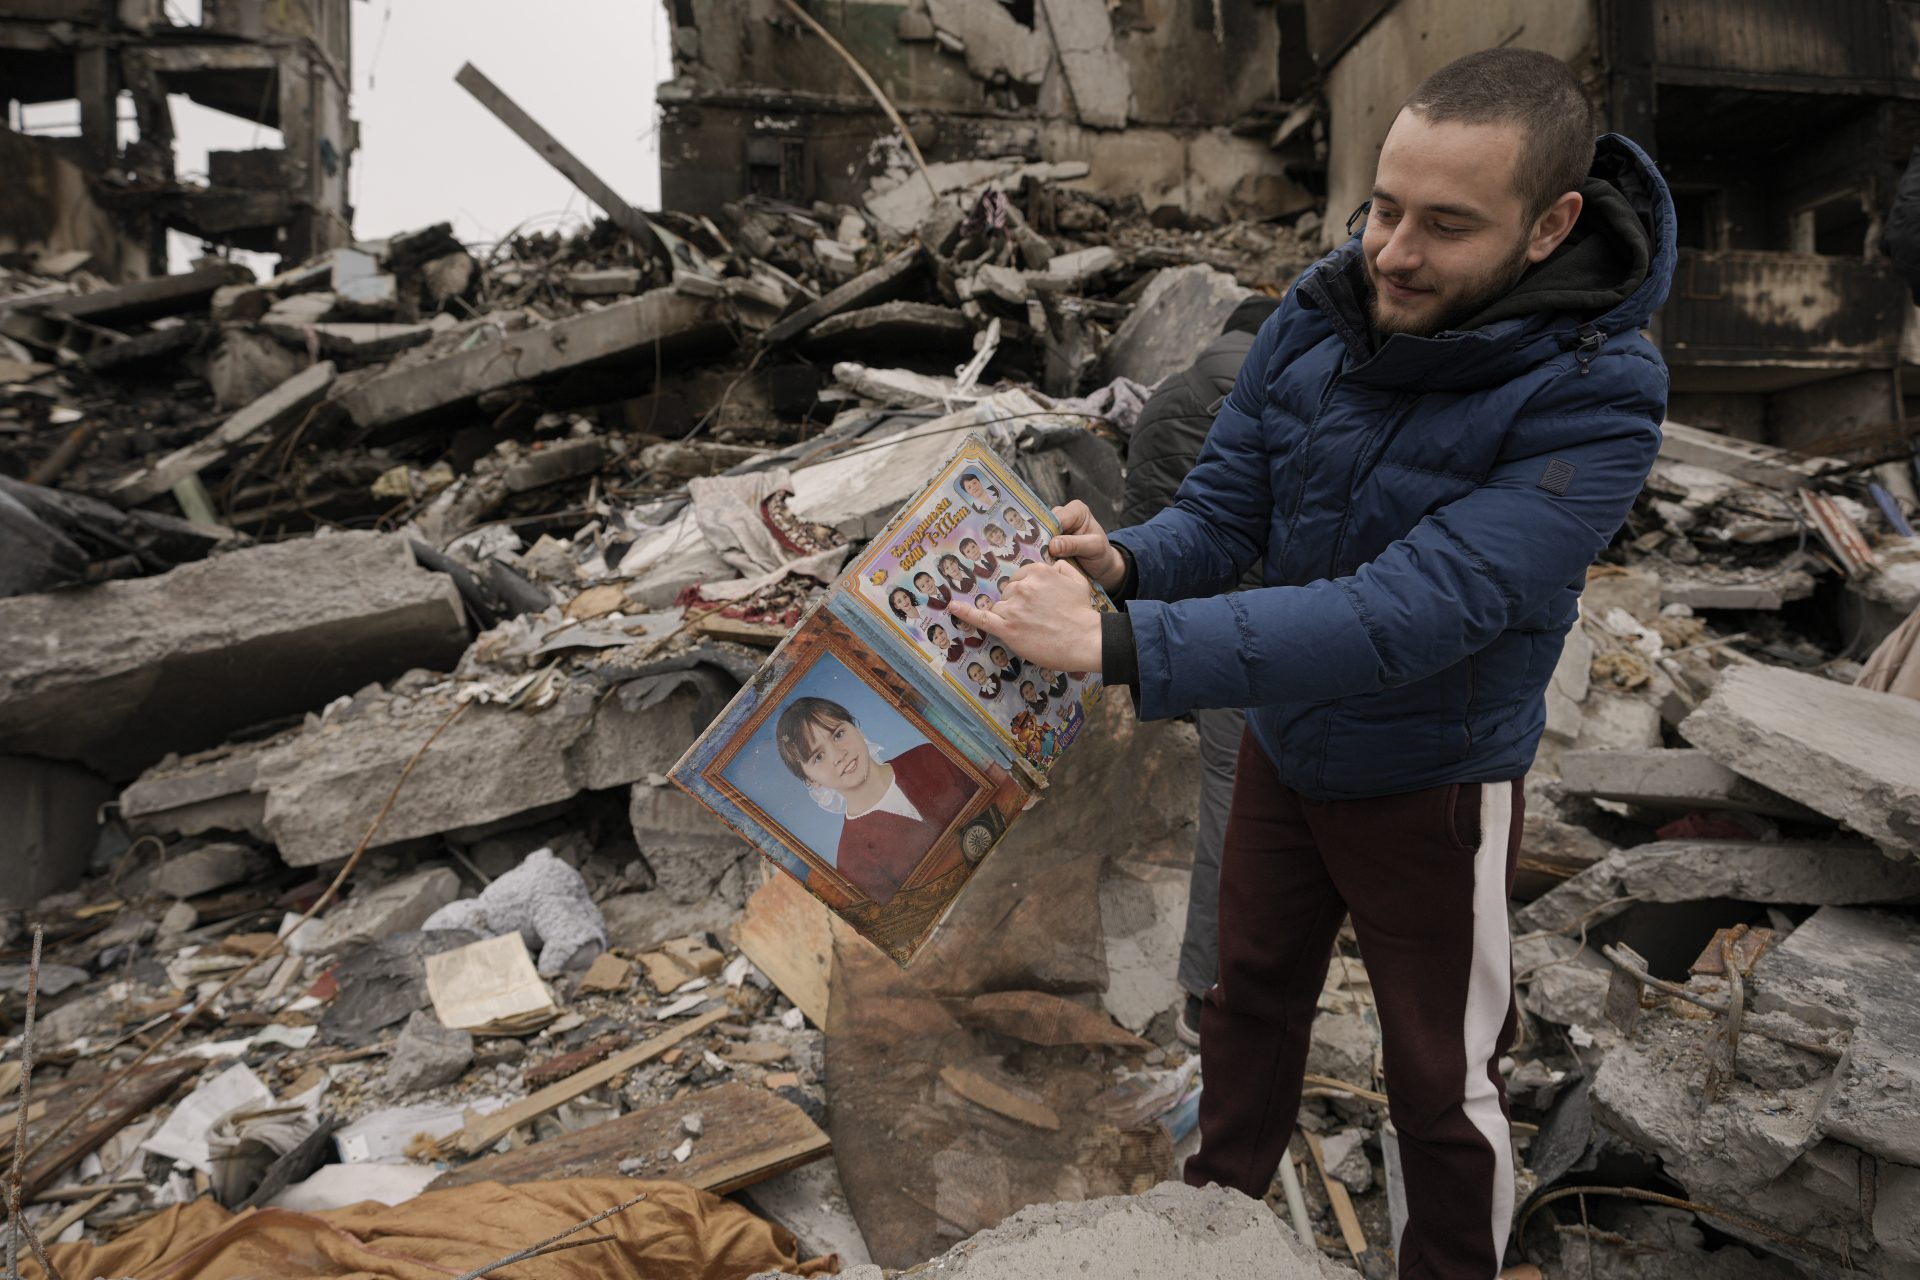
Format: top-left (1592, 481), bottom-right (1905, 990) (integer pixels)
top-left (1183, 731), bottom-right (1524, 1280)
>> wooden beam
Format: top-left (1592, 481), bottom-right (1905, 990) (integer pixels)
top-left (430, 1082), bottom-right (828, 1195)
top-left (1303, 1130), bottom-right (1368, 1261)
top-left (453, 1008), bottom-right (729, 1156)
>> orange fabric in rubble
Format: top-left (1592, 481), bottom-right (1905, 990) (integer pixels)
top-left (28, 1178), bottom-right (837, 1280)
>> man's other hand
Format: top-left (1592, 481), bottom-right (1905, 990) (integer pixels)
top-left (950, 561), bottom-right (1103, 674)
top-left (1050, 500), bottom-right (1127, 592)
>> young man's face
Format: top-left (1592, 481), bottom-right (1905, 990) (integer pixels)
top-left (913, 573), bottom-right (934, 593)
top-left (797, 718), bottom-right (872, 795)
top-left (1363, 110), bottom-right (1572, 339)
top-left (959, 539), bottom-right (980, 557)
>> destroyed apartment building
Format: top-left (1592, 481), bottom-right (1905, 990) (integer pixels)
top-left (0, 0), bottom-right (1918, 1277)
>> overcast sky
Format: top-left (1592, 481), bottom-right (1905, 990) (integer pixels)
top-left (164, 0), bottom-right (670, 270)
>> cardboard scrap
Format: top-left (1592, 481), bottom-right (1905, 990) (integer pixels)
top-left (577, 952), bottom-right (634, 994)
top-left (724, 1041), bottom-right (791, 1065)
top-left (640, 935), bottom-right (724, 994)
top-left (425, 932), bottom-right (558, 1035)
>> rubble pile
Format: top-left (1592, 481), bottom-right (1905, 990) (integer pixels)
top-left (2, 154), bottom-right (1919, 1279)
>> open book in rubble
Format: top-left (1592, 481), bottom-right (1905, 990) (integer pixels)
top-left (672, 435), bottom-right (1111, 966)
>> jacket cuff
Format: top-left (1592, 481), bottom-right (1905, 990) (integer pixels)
top-left (1101, 610), bottom-right (1140, 692)
top-left (1110, 541), bottom-right (1139, 602)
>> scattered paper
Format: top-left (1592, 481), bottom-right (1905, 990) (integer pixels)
top-left (143, 1063), bottom-right (274, 1173)
top-left (335, 1098), bottom-right (506, 1163)
top-left (425, 933), bottom-right (558, 1035)
top-left (269, 1161), bottom-right (438, 1211)
top-left (671, 1137), bottom-right (693, 1163)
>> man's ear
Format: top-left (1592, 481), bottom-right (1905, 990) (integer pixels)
top-left (1526, 190), bottom-right (1584, 263)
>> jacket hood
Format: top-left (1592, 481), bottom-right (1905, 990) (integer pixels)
top-left (1296, 132), bottom-right (1676, 389)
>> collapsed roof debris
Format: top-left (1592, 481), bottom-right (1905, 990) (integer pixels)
top-left (3, 4), bottom-right (1920, 1279)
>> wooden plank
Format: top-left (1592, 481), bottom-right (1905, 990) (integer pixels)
top-left (454, 1008), bottom-right (729, 1156)
top-left (430, 1082), bottom-right (829, 1195)
top-left (964, 991), bottom-right (1151, 1050)
top-left (1303, 1131), bottom-right (1368, 1260)
top-left (732, 870), bottom-right (834, 1032)
top-left (0, 1058), bottom-right (201, 1210)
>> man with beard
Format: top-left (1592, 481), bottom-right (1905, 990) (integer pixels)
top-left (952, 48), bottom-right (1673, 1279)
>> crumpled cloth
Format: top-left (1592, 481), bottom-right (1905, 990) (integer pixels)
top-left (1858, 603), bottom-right (1920, 701)
top-left (28, 1177), bottom-right (835, 1280)
top-left (686, 468), bottom-right (796, 576)
top-left (1035, 376), bottom-right (1159, 435)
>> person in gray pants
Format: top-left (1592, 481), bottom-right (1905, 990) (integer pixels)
top-left (1116, 293), bottom-right (1282, 1046)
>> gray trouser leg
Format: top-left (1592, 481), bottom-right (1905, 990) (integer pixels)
top-left (1177, 705), bottom-right (1245, 999)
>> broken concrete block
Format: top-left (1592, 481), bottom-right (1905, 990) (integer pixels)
top-left (1044, 246), bottom-right (1118, 288)
top-left (800, 301), bottom-right (974, 356)
top-left (1752, 907), bottom-right (1920, 1165)
top-left (207, 327), bottom-right (307, 410)
top-left (1589, 1021), bottom-right (1831, 1201)
top-left (209, 284), bottom-right (272, 325)
top-left (1574, 690), bottom-right (1663, 752)
top-left (1515, 934), bottom-right (1612, 1028)
top-left (602, 890), bottom-right (742, 956)
top-left (1039, 0), bottom-right (1133, 128)
top-left (385, 1009), bottom-right (474, 1093)
top-left (338, 289), bottom-right (731, 432)
top-left (565, 268), bottom-right (642, 296)
top-left (1318, 1128), bottom-right (1373, 1194)
top-left (503, 438), bottom-right (606, 493)
top-left (263, 292), bottom-right (340, 327)
top-left (0, 532), bottom-right (468, 779)
top-left (422, 847), bottom-right (607, 976)
top-left (1659, 420), bottom-right (1841, 490)
top-left (857, 1180), bottom-right (1357, 1280)
top-left (761, 246), bottom-right (927, 347)
top-left (1516, 839), bottom-right (1920, 937)
top-left (1658, 572), bottom-right (1816, 611)
top-left (236, 668), bottom-right (730, 867)
top-left (138, 842), bottom-right (267, 900)
top-left (42, 261), bottom-right (253, 326)
top-left (628, 784), bottom-right (757, 906)
top-left (321, 867), bottom-right (462, 952)
top-left (263, 320), bottom-right (435, 361)
top-left (1543, 614), bottom-right (1592, 743)
top-left (1680, 665), bottom-right (1920, 858)
top-left (1877, 1161), bottom-right (1920, 1265)
top-left (830, 362), bottom-right (955, 407)
top-left (1101, 265), bottom-right (1248, 387)
top-left (112, 360), bottom-right (335, 505)
top-left (1558, 748), bottom-right (1822, 821)
top-left (1304, 1009), bottom-right (1376, 1086)
top-left (1098, 858), bottom-right (1188, 1035)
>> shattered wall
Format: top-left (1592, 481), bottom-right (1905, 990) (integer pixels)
top-left (658, 0), bottom-right (1314, 223)
top-left (0, 0), bottom-right (355, 277)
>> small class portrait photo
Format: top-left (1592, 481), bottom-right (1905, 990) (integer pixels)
top-left (1003, 506), bottom-right (1042, 548)
top-left (719, 652), bottom-right (983, 907)
top-left (965, 657), bottom-right (1000, 700)
top-left (887, 582), bottom-right (928, 630)
top-left (935, 552), bottom-right (975, 596)
top-left (956, 469), bottom-right (1002, 514)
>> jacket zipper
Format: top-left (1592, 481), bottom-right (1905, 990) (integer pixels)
top-left (1463, 653), bottom-right (1477, 753)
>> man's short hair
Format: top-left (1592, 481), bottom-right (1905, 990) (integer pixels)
top-left (1403, 48), bottom-right (1595, 221)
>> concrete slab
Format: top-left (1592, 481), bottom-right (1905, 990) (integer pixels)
top-left (1558, 747), bottom-right (1822, 821)
top-left (1751, 907), bottom-right (1920, 1165)
top-left (337, 288), bottom-right (730, 431)
top-left (1516, 839), bottom-right (1920, 936)
top-left (40, 261), bottom-right (252, 326)
top-left (1680, 665), bottom-right (1920, 858)
top-left (0, 532), bottom-right (468, 780)
top-left (1039, 0), bottom-right (1133, 127)
top-left (1100, 265), bottom-right (1247, 387)
top-left (761, 246), bottom-right (926, 347)
top-left (812, 1181), bottom-right (1356, 1280)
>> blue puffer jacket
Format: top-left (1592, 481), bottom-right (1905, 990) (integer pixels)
top-left (1110, 133), bottom-right (1676, 800)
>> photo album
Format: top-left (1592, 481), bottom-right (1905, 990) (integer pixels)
top-left (671, 434), bottom-right (1110, 965)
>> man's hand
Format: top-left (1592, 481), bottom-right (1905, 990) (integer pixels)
top-left (950, 561), bottom-right (1103, 674)
top-left (1050, 500), bottom-right (1127, 592)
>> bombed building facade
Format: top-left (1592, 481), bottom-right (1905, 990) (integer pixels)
top-left (1, 2), bottom-right (1919, 1279)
